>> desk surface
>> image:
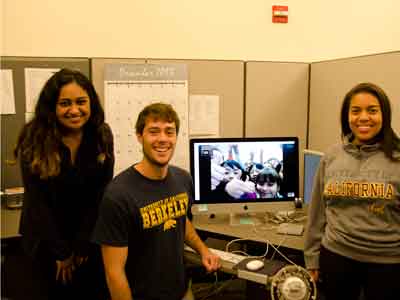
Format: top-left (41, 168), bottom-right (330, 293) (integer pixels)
top-left (192, 214), bottom-right (305, 251)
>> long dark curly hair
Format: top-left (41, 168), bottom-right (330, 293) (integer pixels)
top-left (14, 68), bottom-right (113, 179)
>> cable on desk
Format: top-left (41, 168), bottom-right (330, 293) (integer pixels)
top-left (213, 223), bottom-right (316, 300)
top-left (252, 226), bottom-right (298, 266)
top-left (270, 235), bottom-right (287, 260)
top-left (225, 238), bottom-right (270, 259)
top-left (220, 222), bottom-right (301, 266)
top-left (225, 238), bottom-right (247, 253)
top-left (231, 250), bottom-right (250, 256)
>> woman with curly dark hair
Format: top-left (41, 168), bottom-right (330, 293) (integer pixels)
top-left (14, 68), bottom-right (114, 300)
top-left (304, 82), bottom-right (400, 300)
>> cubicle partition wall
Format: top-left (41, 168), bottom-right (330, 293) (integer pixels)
top-left (91, 58), bottom-right (245, 138)
top-left (309, 51), bottom-right (400, 152)
top-left (2, 53), bottom-right (398, 199)
top-left (244, 61), bottom-right (310, 197)
top-left (0, 57), bottom-right (90, 190)
top-left (148, 59), bottom-right (245, 138)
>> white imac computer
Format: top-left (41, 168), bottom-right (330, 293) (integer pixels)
top-left (190, 137), bottom-right (299, 225)
top-left (303, 149), bottom-right (324, 205)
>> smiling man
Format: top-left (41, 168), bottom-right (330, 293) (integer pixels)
top-left (92, 102), bottom-right (220, 300)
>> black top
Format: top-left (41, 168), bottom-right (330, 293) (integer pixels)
top-left (93, 166), bottom-right (193, 300)
top-left (19, 125), bottom-right (114, 260)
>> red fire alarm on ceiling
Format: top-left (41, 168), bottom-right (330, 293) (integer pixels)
top-left (272, 5), bottom-right (288, 23)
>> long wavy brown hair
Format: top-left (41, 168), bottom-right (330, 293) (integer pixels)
top-left (14, 68), bottom-right (113, 179)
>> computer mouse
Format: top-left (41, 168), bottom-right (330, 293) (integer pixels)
top-left (245, 259), bottom-right (264, 271)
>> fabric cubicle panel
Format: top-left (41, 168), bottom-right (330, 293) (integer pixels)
top-left (148, 59), bottom-right (245, 138)
top-left (245, 61), bottom-right (310, 197)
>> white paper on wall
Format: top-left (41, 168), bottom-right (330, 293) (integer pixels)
top-left (0, 70), bottom-right (16, 115)
top-left (24, 68), bottom-right (59, 113)
top-left (104, 64), bottom-right (189, 176)
top-left (189, 94), bottom-right (220, 136)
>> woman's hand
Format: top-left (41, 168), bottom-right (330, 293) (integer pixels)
top-left (56, 254), bottom-right (75, 284)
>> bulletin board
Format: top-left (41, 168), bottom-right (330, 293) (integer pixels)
top-left (309, 51), bottom-right (400, 152)
top-left (0, 57), bottom-right (90, 190)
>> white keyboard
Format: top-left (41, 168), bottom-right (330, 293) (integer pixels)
top-left (209, 248), bottom-right (246, 264)
top-left (185, 245), bottom-right (245, 264)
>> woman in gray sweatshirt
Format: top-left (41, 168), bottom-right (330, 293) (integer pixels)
top-left (304, 82), bottom-right (400, 300)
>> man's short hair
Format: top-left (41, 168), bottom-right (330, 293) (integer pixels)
top-left (135, 102), bottom-right (180, 135)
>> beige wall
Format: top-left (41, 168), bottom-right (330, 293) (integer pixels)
top-left (2, 0), bottom-right (399, 61)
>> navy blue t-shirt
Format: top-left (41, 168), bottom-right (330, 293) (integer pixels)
top-left (93, 165), bottom-right (193, 300)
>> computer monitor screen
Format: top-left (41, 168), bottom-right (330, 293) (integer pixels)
top-left (303, 149), bottom-right (324, 204)
top-left (190, 137), bottom-right (299, 211)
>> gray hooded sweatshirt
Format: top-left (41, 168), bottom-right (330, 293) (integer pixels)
top-left (304, 137), bottom-right (400, 269)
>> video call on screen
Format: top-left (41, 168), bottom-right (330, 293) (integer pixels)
top-left (192, 139), bottom-right (299, 204)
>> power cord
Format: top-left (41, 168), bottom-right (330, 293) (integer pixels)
top-left (225, 238), bottom-right (269, 259)
top-left (251, 227), bottom-right (298, 266)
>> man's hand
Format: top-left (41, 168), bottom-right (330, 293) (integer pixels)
top-left (185, 219), bottom-right (221, 273)
top-left (225, 178), bottom-right (255, 198)
top-left (201, 250), bottom-right (221, 273)
top-left (56, 254), bottom-right (75, 284)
